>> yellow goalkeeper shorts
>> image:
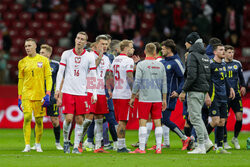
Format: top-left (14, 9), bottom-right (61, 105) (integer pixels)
top-left (22, 100), bottom-right (46, 117)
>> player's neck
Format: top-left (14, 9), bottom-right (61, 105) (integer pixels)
top-left (120, 51), bottom-right (128, 56)
top-left (166, 53), bottom-right (174, 57)
top-left (28, 52), bottom-right (36, 57)
top-left (214, 55), bottom-right (222, 63)
top-left (145, 55), bottom-right (155, 60)
top-left (225, 58), bottom-right (232, 63)
top-left (74, 47), bottom-right (84, 55)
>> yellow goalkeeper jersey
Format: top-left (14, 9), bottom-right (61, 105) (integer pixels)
top-left (18, 54), bottom-right (52, 100)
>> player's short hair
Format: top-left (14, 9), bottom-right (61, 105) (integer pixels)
top-left (25, 38), bottom-right (36, 44)
top-left (77, 31), bottom-right (88, 40)
top-left (145, 43), bottom-right (156, 55)
top-left (91, 42), bottom-right (96, 48)
top-left (105, 34), bottom-right (112, 40)
top-left (120, 40), bottom-right (133, 51)
top-left (209, 37), bottom-right (221, 47)
top-left (41, 44), bottom-right (52, 53)
top-left (224, 45), bottom-right (234, 51)
top-left (213, 43), bottom-right (224, 51)
top-left (153, 42), bottom-right (161, 54)
top-left (110, 40), bottom-right (120, 51)
top-left (161, 39), bottom-right (177, 54)
top-left (96, 35), bottom-right (108, 42)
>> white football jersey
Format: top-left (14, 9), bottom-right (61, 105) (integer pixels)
top-left (111, 54), bottom-right (134, 99)
top-left (156, 57), bottom-right (162, 61)
top-left (87, 51), bottom-right (111, 95)
top-left (59, 48), bottom-right (96, 96)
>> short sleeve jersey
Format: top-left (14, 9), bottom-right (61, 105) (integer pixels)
top-left (59, 48), bottom-right (96, 96)
top-left (18, 54), bottom-right (52, 100)
top-left (87, 51), bottom-right (111, 95)
top-left (110, 54), bottom-right (134, 99)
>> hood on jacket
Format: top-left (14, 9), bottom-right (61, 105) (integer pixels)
top-left (206, 44), bottom-right (215, 59)
top-left (189, 39), bottom-right (205, 55)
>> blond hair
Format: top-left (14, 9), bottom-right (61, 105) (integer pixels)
top-left (120, 40), bottom-right (133, 52)
top-left (145, 43), bottom-right (156, 55)
top-left (77, 31), bottom-right (88, 40)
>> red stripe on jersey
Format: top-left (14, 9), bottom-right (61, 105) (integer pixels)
top-left (60, 63), bottom-right (66, 66)
top-left (119, 53), bottom-right (127, 56)
top-left (126, 70), bottom-right (133, 73)
top-left (89, 67), bottom-right (96, 70)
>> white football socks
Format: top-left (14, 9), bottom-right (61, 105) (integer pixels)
top-left (118, 138), bottom-right (126, 149)
top-left (63, 120), bottom-right (70, 142)
top-left (155, 127), bottom-right (163, 150)
top-left (73, 123), bottom-right (83, 148)
top-left (162, 125), bottom-right (170, 146)
top-left (94, 119), bottom-right (103, 149)
top-left (145, 122), bottom-right (153, 143)
top-left (139, 127), bottom-right (147, 151)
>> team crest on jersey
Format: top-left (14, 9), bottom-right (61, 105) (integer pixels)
top-left (167, 65), bottom-right (171, 69)
top-left (212, 110), bottom-right (217, 115)
top-left (214, 68), bottom-right (218, 71)
top-left (223, 67), bottom-right (226, 71)
top-left (233, 65), bottom-right (238, 69)
top-left (50, 68), bottom-right (53, 72)
top-left (75, 57), bottom-right (81, 63)
top-left (228, 66), bottom-right (232, 69)
top-left (37, 62), bottom-right (43, 68)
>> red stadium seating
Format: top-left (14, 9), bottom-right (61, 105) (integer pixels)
top-left (10, 47), bottom-right (20, 56)
top-left (44, 21), bottom-right (57, 31)
top-left (9, 3), bottom-right (23, 12)
top-left (49, 13), bottom-right (64, 21)
top-left (53, 47), bottom-right (66, 56)
top-left (12, 37), bottom-right (25, 48)
top-left (3, 12), bottom-right (17, 21)
top-left (34, 12), bottom-right (48, 21)
top-left (61, 21), bottom-right (71, 32)
top-left (18, 12), bottom-right (32, 22)
top-left (0, 4), bottom-right (8, 13)
top-left (46, 38), bottom-right (57, 46)
top-left (12, 21), bottom-right (26, 29)
top-left (36, 29), bottom-right (49, 38)
top-left (29, 21), bottom-right (42, 29)
top-left (8, 29), bottom-right (19, 38)
top-left (21, 29), bottom-right (35, 39)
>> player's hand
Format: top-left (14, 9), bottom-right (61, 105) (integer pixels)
top-left (179, 92), bottom-right (186, 102)
top-left (57, 96), bottom-right (62, 107)
top-left (132, 55), bottom-right (140, 63)
top-left (205, 94), bottom-right (211, 107)
top-left (42, 92), bottom-right (50, 107)
top-left (229, 88), bottom-right (235, 100)
top-left (108, 89), bottom-right (112, 99)
top-left (162, 100), bottom-right (167, 111)
top-left (240, 87), bottom-right (246, 96)
top-left (54, 91), bottom-right (59, 100)
top-left (129, 98), bottom-right (135, 108)
top-left (18, 98), bottom-right (23, 112)
top-left (170, 91), bottom-right (179, 98)
top-left (91, 94), bottom-right (97, 104)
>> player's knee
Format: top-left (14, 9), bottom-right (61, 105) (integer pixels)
top-left (35, 117), bottom-right (43, 127)
top-left (24, 113), bottom-right (32, 123)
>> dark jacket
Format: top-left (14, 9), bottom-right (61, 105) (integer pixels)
top-left (206, 44), bottom-right (215, 60)
top-left (182, 42), bottom-right (210, 93)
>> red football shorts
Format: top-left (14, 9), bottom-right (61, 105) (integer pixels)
top-left (130, 98), bottom-right (139, 119)
top-left (87, 92), bottom-right (109, 114)
top-left (62, 93), bottom-right (89, 115)
top-left (138, 102), bottom-right (162, 120)
top-left (113, 99), bottom-right (130, 121)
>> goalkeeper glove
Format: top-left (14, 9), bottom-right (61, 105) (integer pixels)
top-left (18, 95), bottom-right (23, 112)
top-left (42, 91), bottom-right (51, 107)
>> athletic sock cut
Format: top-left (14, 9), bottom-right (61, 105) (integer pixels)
top-left (234, 120), bottom-right (242, 138)
top-left (53, 125), bottom-right (61, 143)
top-left (139, 127), bottom-right (147, 151)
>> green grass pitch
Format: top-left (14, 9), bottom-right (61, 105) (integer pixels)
top-left (0, 129), bottom-right (250, 167)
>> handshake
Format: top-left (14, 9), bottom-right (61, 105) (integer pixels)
top-left (18, 92), bottom-right (51, 112)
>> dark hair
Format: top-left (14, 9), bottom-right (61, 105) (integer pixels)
top-left (224, 45), bottom-right (234, 51)
top-left (209, 37), bottom-right (221, 47)
top-left (161, 39), bottom-right (176, 54)
top-left (213, 43), bottom-right (224, 51)
top-left (153, 42), bottom-right (161, 54)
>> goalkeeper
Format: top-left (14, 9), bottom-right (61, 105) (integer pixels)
top-left (18, 38), bottom-right (52, 152)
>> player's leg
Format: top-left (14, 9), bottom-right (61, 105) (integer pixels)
top-left (223, 120), bottom-right (232, 149)
top-left (232, 98), bottom-right (243, 149)
top-left (22, 100), bottom-right (33, 152)
top-left (50, 116), bottom-right (63, 150)
top-left (206, 100), bottom-right (220, 134)
top-left (63, 114), bottom-right (73, 153)
top-left (162, 109), bottom-right (190, 150)
top-left (104, 111), bottom-right (118, 150)
top-left (72, 115), bottom-right (84, 154)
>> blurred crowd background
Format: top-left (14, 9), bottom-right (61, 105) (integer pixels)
top-left (0, 0), bottom-right (250, 85)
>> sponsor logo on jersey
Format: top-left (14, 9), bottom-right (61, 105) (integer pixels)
top-left (37, 62), bottom-right (43, 68)
top-left (234, 65), bottom-right (238, 69)
top-left (167, 65), bottom-right (171, 69)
